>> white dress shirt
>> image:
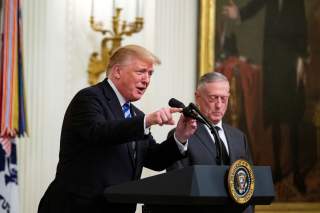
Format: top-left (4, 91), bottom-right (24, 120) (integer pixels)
top-left (204, 120), bottom-right (229, 154)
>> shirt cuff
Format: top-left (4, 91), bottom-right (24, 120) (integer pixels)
top-left (174, 132), bottom-right (188, 154)
top-left (143, 116), bottom-right (150, 135)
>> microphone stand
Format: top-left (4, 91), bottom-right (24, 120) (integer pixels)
top-left (187, 103), bottom-right (223, 165)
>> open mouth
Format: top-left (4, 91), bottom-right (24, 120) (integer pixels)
top-left (136, 87), bottom-right (146, 94)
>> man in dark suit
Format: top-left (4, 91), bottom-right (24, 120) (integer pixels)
top-left (38, 45), bottom-right (197, 213)
top-left (168, 72), bottom-right (253, 213)
top-left (223, 0), bottom-right (308, 193)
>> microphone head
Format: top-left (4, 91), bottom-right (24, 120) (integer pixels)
top-left (189, 102), bottom-right (201, 114)
top-left (168, 98), bottom-right (185, 108)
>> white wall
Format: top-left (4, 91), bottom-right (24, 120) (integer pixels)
top-left (19, 0), bottom-right (198, 212)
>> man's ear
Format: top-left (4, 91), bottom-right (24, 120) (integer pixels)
top-left (195, 90), bottom-right (200, 101)
top-left (112, 64), bottom-right (121, 79)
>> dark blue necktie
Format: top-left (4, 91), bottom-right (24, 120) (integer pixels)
top-left (214, 126), bottom-right (230, 165)
top-left (122, 102), bottom-right (131, 119)
top-left (122, 102), bottom-right (136, 159)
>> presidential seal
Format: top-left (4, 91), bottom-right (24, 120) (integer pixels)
top-left (227, 159), bottom-right (255, 204)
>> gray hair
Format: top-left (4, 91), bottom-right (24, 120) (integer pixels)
top-left (197, 71), bottom-right (229, 89)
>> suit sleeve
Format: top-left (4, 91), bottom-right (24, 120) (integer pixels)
top-left (164, 129), bottom-right (189, 171)
top-left (243, 133), bottom-right (253, 164)
top-left (166, 157), bottom-right (189, 171)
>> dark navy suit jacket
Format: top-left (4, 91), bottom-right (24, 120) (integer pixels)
top-left (169, 123), bottom-right (252, 168)
top-left (38, 79), bottom-right (184, 213)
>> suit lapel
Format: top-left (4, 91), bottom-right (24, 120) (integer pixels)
top-left (101, 79), bottom-right (136, 167)
top-left (195, 123), bottom-right (217, 158)
top-left (101, 79), bottom-right (125, 120)
top-left (222, 123), bottom-right (235, 162)
top-left (128, 105), bottom-right (138, 167)
top-left (127, 143), bottom-right (136, 168)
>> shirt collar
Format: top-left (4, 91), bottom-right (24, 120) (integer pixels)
top-left (213, 120), bottom-right (223, 130)
top-left (203, 120), bottom-right (223, 133)
top-left (107, 78), bottom-right (127, 107)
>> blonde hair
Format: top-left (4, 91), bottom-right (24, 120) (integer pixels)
top-left (107, 44), bottom-right (161, 73)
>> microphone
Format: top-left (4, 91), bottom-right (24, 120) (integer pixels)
top-left (168, 98), bottom-right (185, 108)
top-left (168, 98), bottom-right (204, 123)
top-left (169, 98), bottom-right (224, 165)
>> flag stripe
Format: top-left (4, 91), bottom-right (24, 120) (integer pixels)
top-left (1, 0), bottom-right (23, 137)
top-left (18, 0), bottom-right (27, 135)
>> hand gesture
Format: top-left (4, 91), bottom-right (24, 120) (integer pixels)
top-left (145, 107), bottom-right (181, 128)
top-left (174, 115), bottom-right (197, 144)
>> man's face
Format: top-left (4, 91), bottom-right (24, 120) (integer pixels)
top-left (195, 81), bottom-right (230, 124)
top-left (115, 57), bottom-right (154, 102)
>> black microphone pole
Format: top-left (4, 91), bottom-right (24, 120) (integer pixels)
top-left (189, 103), bottom-right (223, 165)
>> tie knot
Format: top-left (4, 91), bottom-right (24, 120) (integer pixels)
top-left (122, 102), bottom-right (131, 118)
top-left (214, 126), bottom-right (221, 132)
